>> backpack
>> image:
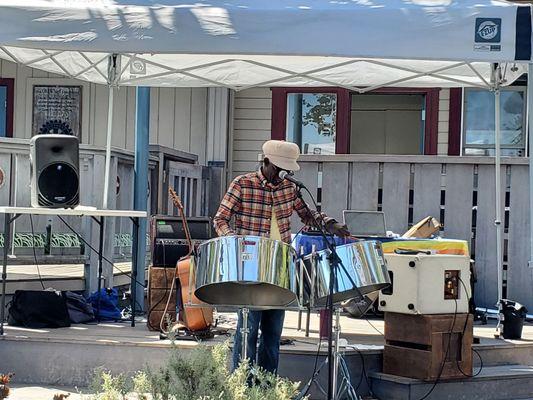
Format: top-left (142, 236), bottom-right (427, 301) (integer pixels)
top-left (88, 288), bottom-right (122, 321)
top-left (8, 290), bottom-right (71, 328)
top-left (64, 291), bottom-right (95, 323)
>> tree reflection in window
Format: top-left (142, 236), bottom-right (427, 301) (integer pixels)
top-left (286, 93), bottom-right (337, 154)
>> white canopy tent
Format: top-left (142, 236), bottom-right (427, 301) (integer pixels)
top-left (0, 0), bottom-right (531, 325)
top-left (0, 0), bottom-right (529, 89)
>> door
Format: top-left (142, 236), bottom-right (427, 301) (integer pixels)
top-left (350, 94), bottom-right (425, 155)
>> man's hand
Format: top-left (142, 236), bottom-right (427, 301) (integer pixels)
top-left (326, 221), bottom-right (350, 237)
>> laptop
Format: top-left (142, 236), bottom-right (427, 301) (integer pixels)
top-left (342, 210), bottom-right (387, 237)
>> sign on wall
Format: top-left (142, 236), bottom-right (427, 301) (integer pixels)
top-left (32, 85), bottom-right (82, 138)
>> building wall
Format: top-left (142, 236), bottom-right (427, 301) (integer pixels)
top-left (232, 88), bottom-right (273, 176)
top-left (0, 59), bottom-right (211, 162)
top-left (438, 89), bottom-right (450, 155)
top-left (230, 87), bottom-right (452, 177)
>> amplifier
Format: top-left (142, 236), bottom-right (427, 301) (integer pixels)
top-left (151, 215), bottom-right (214, 268)
top-left (378, 254), bottom-right (471, 314)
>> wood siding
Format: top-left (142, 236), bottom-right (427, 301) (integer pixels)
top-left (232, 88), bottom-right (272, 177)
top-left (231, 88), bottom-right (451, 177)
top-left (0, 60), bottom-right (209, 158)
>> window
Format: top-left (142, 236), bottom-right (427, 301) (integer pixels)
top-left (272, 87), bottom-right (438, 155)
top-left (286, 93), bottom-right (337, 155)
top-left (0, 79), bottom-right (14, 138)
top-left (463, 88), bottom-right (526, 156)
top-left (272, 88), bottom-right (350, 153)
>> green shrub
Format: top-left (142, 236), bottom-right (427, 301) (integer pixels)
top-left (88, 342), bottom-right (306, 400)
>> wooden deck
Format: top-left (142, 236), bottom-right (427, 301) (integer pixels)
top-left (2, 311), bottom-right (533, 399)
top-left (3, 310), bottom-right (533, 352)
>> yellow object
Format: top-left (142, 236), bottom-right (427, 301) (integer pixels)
top-left (381, 239), bottom-right (470, 257)
top-left (270, 210), bottom-right (282, 241)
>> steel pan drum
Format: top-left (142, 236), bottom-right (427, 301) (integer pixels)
top-left (194, 235), bottom-right (297, 307)
top-left (312, 240), bottom-right (390, 306)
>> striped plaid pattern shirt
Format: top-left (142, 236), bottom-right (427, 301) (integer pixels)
top-left (214, 169), bottom-right (334, 243)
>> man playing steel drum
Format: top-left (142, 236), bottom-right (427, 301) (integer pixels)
top-left (214, 139), bottom-right (349, 374)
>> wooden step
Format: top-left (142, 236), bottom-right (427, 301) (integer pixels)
top-left (370, 365), bottom-right (533, 400)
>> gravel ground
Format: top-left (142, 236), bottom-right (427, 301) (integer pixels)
top-left (7, 385), bottom-right (88, 400)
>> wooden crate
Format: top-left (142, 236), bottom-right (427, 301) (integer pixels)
top-left (147, 267), bottom-right (177, 331)
top-left (383, 312), bottom-right (473, 381)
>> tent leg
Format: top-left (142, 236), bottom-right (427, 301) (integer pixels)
top-left (132, 87), bottom-right (150, 313)
top-left (103, 86), bottom-right (114, 209)
top-left (494, 66), bottom-right (504, 337)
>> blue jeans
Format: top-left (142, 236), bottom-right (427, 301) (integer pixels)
top-left (232, 309), bottom-right (285, 374)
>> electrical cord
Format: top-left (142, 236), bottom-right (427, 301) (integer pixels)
top-left (416, 297), bottom-right (458, 400)
top-left (29, 215), bottom-right (46, 290)
top-left (293, 186), bottom-right (339, 399)
top-left (346, 345), bottom-right (372, 395)
top-left (364, 317), bottom-right (384, 337)
top-left (297, 185), bottom-right (369, 399)
top-left (297, 338), bottom-right (323, 399)
top-left (456, 276), bottom-right (484, 378)
top-left (57, 215), bottom-right (146, 288)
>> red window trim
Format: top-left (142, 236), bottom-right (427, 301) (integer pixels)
top-left (448, 88), bottom-right (462, 156)
top-left (0, 78), bottom-right (14, 138)
top-left (271, 87), bottom-right (439, 155)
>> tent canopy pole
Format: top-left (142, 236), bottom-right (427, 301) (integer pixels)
top-left (102, 54), bottom-right (120, 209)
top-left (493, 64), bottom-right (504, 336)
top-left (132, 86), bottom-right (150, 311)
top-left (102, 85), bottom-right (114, 209)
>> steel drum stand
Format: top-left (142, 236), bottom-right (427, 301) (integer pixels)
top-left (240, 307), bottom-right (250, 361)
top-left (293, 187), bottom-right (360, 400)
top-left (296, 308), bottom-right (361, 400)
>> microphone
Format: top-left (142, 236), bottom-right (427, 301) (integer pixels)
top-left (278, 170), bottom-right (306, 188)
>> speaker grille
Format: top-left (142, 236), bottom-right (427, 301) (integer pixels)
top-left (37, 162), bottom-right (79, 207)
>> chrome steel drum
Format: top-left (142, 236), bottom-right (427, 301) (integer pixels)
top-left (194, 235), bottom-right (297, 307)
top-left (312, 240), bottom-right (390, 306)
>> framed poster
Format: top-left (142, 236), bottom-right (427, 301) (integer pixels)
top-left (32, 85), bottom-right (82, 138)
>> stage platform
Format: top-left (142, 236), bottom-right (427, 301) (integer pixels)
top-left (2, 311), bottom-right (533, 399)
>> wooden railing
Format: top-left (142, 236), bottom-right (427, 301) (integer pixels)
top-left (293, 154), bottom-right (531, 311)
top-left (0, 139), bottom-right (219, 291)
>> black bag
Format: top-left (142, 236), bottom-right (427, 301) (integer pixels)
top-left (8, 290), bottom-right (71, 328)
top-left (64, 291), bottom-right (95, 324)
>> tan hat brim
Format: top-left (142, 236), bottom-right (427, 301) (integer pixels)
top-left (267, 155), bottom-right (300, 171)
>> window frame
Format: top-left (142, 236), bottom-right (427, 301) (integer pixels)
top-left (461, 86), bottom-right (527, 156)
top-left (0, 78), bottom-right (14, 138)
top-left (271, 87), bottom-right (439, 155)
top-left (272, 87), bottom-right (350, 153)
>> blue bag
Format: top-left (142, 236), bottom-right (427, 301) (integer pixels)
top-left (88, 288), bottom-right (122, 321)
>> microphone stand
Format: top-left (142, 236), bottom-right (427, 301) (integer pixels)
top-left (295, 186), bottom-right (354, 400)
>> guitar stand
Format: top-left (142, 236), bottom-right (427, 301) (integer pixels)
top-left (296, 309), bottom-right (361, 400)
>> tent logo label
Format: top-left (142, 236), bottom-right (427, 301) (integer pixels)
top-left (475, 18), bottom-right (501, 43)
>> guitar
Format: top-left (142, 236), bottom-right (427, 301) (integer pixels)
top-left (168, 187), bottom-right (213, 332)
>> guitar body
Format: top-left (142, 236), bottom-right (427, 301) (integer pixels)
top-left (176, 256), bottom-right (213, 331)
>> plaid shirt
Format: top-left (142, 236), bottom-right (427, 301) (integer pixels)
top-left (214, 169), bottom-right (334, 243)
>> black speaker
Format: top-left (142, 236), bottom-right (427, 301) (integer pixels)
top-left (151, 215), bottom-right (213, 267)
top-left (30, 134), bottom-right (80, 208)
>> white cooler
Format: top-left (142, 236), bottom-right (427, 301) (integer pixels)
top-left (379, 253), bottom-right (471, 314)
